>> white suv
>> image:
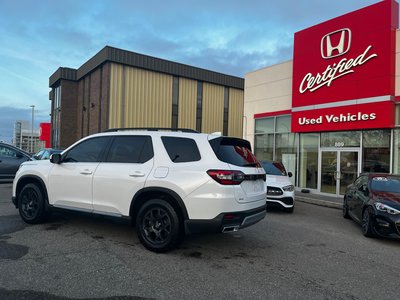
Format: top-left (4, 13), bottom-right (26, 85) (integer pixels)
top-left (12, 129), bottom-right (267, 252)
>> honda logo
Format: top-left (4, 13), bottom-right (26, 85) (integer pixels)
top-left (321, 28), bottom-right (351, 59)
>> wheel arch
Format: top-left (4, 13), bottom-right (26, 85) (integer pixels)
top-left (15, 175), bottom-right (50, 211)
top-left (130, 187), bottom-right (189, 223)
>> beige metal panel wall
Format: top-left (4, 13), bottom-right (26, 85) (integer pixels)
top-left (108, 63), bottom-right (173, 128)
top-left (202, 83), bottom-right (224, 133)
top-left (178, 78), bottom-right (197, 129)
top-left (109, 63), bottom-right (123, 128)
top-left (228, 88), bottom-right (244, 138)
top-left (124, 67), bottom-right (172, 127)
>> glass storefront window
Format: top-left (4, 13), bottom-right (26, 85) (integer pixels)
top-left (254, 133), bottom-right (274, 161)
top-left (255, 118), bottom-right (274, 134)
top-left (299, 133), bottom-right (319, 189)
top-left (276, 132), bottom-right (297, 180)
top-left (362, 130), bottom-right (390, 173)
top-left (254, 115), bottom-right (296, 183)
top-left (321, 131), bottom-right (360, 147)
top-left (394, 129), bottom-right (400, 174)
top-left (276, 115), bottom-right (291, 133)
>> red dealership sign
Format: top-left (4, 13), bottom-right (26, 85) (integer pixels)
top-left (291, 0), bottom-right (398, 132)
top-left (39, 123), bottom-right (51, 148)
top-left (292, 101), bottom-right (395, 132)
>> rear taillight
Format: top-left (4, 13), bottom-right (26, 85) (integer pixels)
top-left (207, 170), bottom-right (245, 185)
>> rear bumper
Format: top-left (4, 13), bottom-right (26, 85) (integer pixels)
top-left (184, 204), bottom-right (266, 234)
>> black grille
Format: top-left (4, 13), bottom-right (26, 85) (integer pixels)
top-left (280, 197), bottom-right (294, 205)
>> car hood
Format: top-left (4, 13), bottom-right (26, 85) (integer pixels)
top-left (372, 191), bottom-right (400, 208)
top-left (266, 174), bottom-right (292, 187)
top-left (20, 159), bottom-right (52, 167)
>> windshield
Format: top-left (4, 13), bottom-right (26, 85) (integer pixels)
top-left (261, 161), bottom-right (287, 176)
top-left (371, 177), bottom-right (400, 194)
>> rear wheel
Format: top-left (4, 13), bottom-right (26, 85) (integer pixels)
top-left (18, 183), bottom-right (47, 224)
top-left (361, 207), bottom-right (375, 237)
top-left (343, 197), bottom-right (350, 219)
top-left (136, 199), bottom-right (181, 253)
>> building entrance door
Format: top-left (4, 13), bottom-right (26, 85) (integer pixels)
top-left (320, 150), bottom-right (360, 196)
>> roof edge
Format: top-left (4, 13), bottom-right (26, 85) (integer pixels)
top-left (49, 46), bottom-right (244, 89)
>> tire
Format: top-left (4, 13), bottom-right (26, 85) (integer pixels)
top-left (18, 183), bottom-right (47, 224)
top-left (136, 199), bottom-right (182, 253)
top-left (361, 207), bottom-right (375, 238)
top-left (343, 197), bottom-right (350, 219)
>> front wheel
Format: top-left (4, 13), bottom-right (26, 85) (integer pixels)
top-left (18, 183), bottom-right (47, 224)
top-left (136, 199), bottom-right (182, 253)
top-left (361, 207), bottom-right (375, 238)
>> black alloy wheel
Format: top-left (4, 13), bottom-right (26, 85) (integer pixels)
top-left (18, 183), bottom-right (46, 224)
top-left (361, 207), bottom-right (375, 237)
top-left (343, 197), bottom-right (350, 219)
top-left (136, 199), bottom-right (181, 253)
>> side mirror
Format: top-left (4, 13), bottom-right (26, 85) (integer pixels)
top-left (50, 153), bottom-right (62, 164)
top-left (288, 172), bottom-right (293, 178)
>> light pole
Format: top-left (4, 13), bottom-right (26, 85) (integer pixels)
top-left (30, 105), bottom-right (35, 153)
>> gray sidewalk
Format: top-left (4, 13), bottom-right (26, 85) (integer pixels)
top-left (295, 190), bottom-right (343, 210)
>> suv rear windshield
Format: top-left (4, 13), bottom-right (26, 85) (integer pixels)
top-left (209, 137), bottom-right (260, 167)
top-left (260, 161), bottom-right (287, 176)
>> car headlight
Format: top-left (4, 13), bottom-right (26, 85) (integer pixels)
top-left (282, 185), bottom-right (294, 192)
top-left (374, 202), bottom-right (400, 215)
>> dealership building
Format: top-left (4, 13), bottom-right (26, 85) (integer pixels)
top-left (244, 0), bottom-right (400, 197)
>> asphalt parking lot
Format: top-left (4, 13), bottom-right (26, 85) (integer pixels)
top-left (1, 182), bottom-right (399, 300)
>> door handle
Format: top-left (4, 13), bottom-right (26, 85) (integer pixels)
top-left (80, 169), bottom-right (93, 175)
top-left (129, 171), bottom-right (145, 177)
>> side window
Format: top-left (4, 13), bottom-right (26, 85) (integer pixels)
top-left (0, 146), bottom-right (17, 158)
top-left (41, 151), bottom-right (51, 160)
top-left (63, 137), bottom-right (110, 163)
top-left (34, 150), bottom-right (45, 160)
top-left (161, 137), bottom-right (201, 163)
top-left (106, 136), bottom-right (154, 163)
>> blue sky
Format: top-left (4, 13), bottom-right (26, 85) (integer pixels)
top-left (0, 0), bottom-right (378, 143)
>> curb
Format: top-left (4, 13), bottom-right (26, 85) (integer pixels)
top-left (295, 196), bottom-right (342, 210)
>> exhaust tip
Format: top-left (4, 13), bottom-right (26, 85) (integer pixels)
top-left (222, 225), bottom-right (240, 233)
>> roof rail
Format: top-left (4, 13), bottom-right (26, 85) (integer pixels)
top-left (104, 127), bottom-right (199, 133)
